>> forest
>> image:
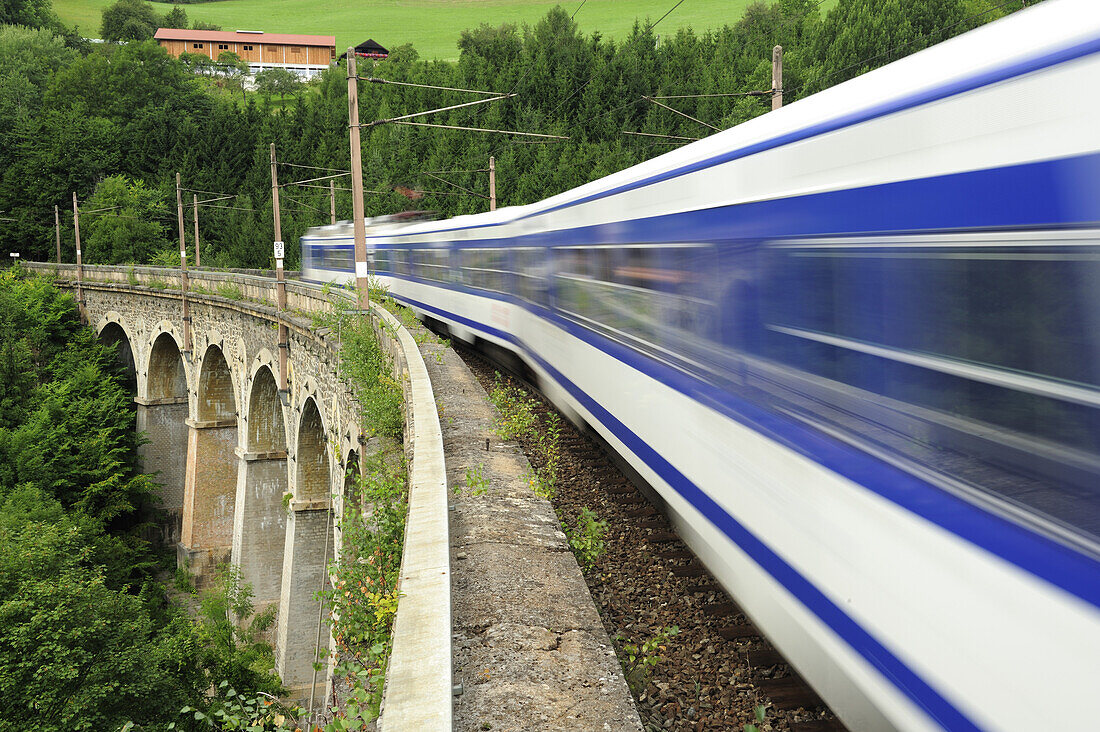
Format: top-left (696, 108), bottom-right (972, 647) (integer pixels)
top-left (0, 0), bottom-right (1022, 270)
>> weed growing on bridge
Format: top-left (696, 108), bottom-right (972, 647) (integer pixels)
top-left (315, 289), bottom-right (403, 440)
top-left (566, 507), bottom-right (608, 572)
top-left (617, 625), bottom-right (681, 696)
top-left (465, 463), bottom-right (489, 495)
top-left (216, 282), bottom-right (244, 301)
top-left (324, 449), bottom-right (408, 725)
top-left (490, 373), bottom-right (562, 499)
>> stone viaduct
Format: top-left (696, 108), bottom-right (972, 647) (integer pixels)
top-left (27, 262), bottom-right (366, 702)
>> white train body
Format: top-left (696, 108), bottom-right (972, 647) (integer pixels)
top-left (302, 2), bottom-right (1100, 729)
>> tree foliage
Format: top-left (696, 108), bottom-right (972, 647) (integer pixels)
top-left (80, 175), bottom-right (171, 263)
top-left (99, 0), bottom-right (162, 43)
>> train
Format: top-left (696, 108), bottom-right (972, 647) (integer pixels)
top-left (301, 1), bottom-right (1100, 729)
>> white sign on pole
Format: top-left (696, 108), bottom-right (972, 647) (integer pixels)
top-left (273, 240), bottom-right (285, 260)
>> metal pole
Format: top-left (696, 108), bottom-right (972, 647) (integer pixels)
top-left (176, 172), bottom-right (191, 353)
top-left (772, 45), bottom-right (784, 110)
top-left (347, 48), bottom-right (369, 310)
top-left (329, 179), bottom-right (336, 225)
top-left (271, 143), bottom-right (289, 395)
top-left (72, 193), bottom-right (83, 315)
top-left (489, 156), bottom-right (496, 212)
top-left (193, 194), bottom-right (201, 269)
top-left (54, 205), bottom-right (61, 264)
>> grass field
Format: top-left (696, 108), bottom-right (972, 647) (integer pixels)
top-left (53, 0), bottom-right (796, 60)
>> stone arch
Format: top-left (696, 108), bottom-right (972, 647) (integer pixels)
top-left (295, 396), bottom-right (330, 503)
top-left (197, 344), bottom-right (237, 422)
top-left (139, 329), bottom-right (190, 541)
top-left (344, 447), bottom-right (361, 502)
top-left (246, 366), bottom-right (287, 452)
top-left (277, 394), bottom-right (334, 698)
top-left (232, 362), bottom-right (289, 615)
top-left (148, 331), bottom-right (187, 401)
top-left (96, 313), bottom-right (137, 395)
top-left (97, 320), bottom-right (137, 399)
top-left (180, 343), bottom-right (240, 576)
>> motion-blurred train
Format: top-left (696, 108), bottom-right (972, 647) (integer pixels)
top-left (302, 1), bottom-right (1100, 729)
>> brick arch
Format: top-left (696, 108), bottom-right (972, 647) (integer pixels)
top-left (295, 395), bottom-right (331, 502)
top-left (197, 344), bottom-right (238, 422)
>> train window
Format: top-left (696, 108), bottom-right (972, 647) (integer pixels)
top-left (412, 249), bottom-right (448, 282)
top-left (373, 250), bottom-right (390, 273)
top-left (554, 245), bottom-right (717, 354)
top-left (392, 250), bottom-right (409, 276)
top-left (461, 248), bottom-right (508, 292)
top-left (757, 236), bottom-right (1100, 541)
top-left (512, 248), bottom-right (549, 306)
top-left (319, 245), bottom-right (353, 272)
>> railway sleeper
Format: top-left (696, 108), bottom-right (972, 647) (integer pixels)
top-left (718, 624), bottom-right (761, 640)
top-left (757, 676), bottom-right (826, 711)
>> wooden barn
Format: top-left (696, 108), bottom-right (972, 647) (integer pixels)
top-left (154, 28), bottom-right (337, 78)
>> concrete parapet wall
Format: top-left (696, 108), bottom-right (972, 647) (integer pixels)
top-left (370, 304), bottom-right (453, 732)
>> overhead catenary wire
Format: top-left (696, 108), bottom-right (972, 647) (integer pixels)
top-left (279, 172), bottom-right (350, 187)
top-left (362, 77), bottom-right (509, 97)
top-left (393, 120), bottom-right (570, 139)
top-left (295, 183), bottom-right (353, 192)
top-left (651, 90), bottom-right (774, 99)
top-left (421, 172), bottom-right (489, 199)
top-left (370, 93), bottom-right (516, 127)
top-left (277, 161), bottom-right (351, 174)
top-left (643, 95), bottom-right (720, 131)
top-left (650, 0), bottom-right (687, 30)
top-left (183, 187), bottom-right (240, 197)
top-left (622, 130), bottom-right (701, 141)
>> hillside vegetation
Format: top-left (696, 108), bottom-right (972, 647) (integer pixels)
top-left (52, 0), bottom-right (829, 59)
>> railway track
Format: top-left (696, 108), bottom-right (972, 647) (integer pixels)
top-left (454, 340), bottom-right (846, 732)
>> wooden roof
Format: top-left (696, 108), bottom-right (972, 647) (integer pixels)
top-left (355, 38), bottom-right (389, 56)
top-left (154, 28), bottom-right (336, 48)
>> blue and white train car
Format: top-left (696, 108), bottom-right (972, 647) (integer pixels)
top-left (302, 1), bottom-right (1100, 728)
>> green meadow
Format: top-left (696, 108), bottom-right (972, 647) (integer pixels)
top-left (53, 0), bottom-right (799, 60)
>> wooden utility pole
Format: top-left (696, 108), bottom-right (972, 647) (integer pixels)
top-left (772, 45), bottom-right (784, 111)
top-left (54, 205), bottom-right (61, 264)
top-left (176, 172), bottom-right (191, 353)
top-left (271, 143), bottom-right (289, 395)
top-left (193, 194), bottom-right (201, 268)
top-left (347, 47), bottom-right (369, 310)
top-left (329, 179), bottom-right (337, 225)
top-left (489, 156), bottom-right (497, 212)
top-left (72, 193), bottom-right (83, 315)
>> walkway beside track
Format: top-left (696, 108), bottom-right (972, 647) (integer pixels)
top-left (408, 320), bottom-right (643, 731)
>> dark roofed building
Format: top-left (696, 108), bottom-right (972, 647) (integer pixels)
top-left (354, 39), bottom-right (389, 59)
